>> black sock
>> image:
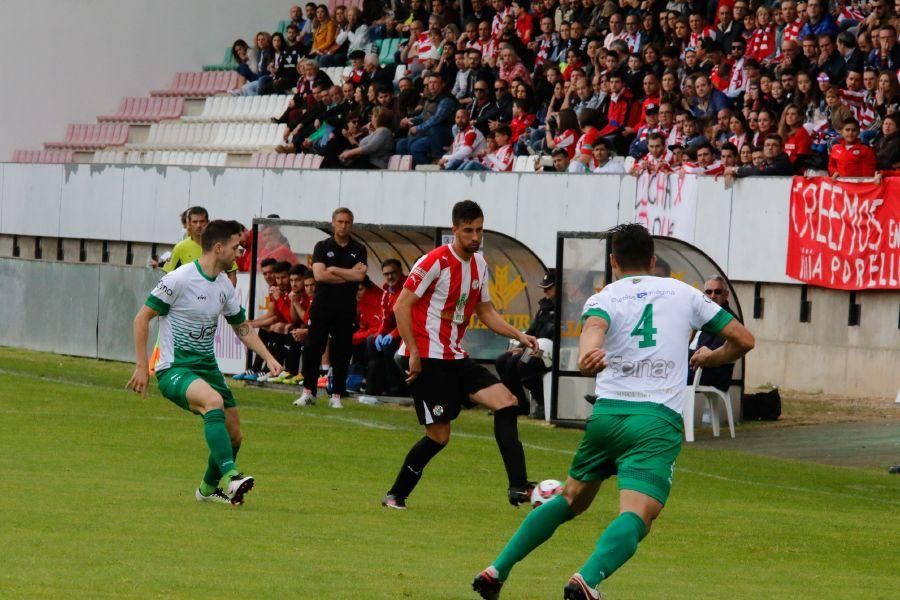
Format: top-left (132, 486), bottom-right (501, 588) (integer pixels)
top-left (494, 406), bottom-right (528, 488)
top-left (387, 436), bottom-right (446, 499)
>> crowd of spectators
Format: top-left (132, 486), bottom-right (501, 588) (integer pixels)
top-left (227, 0), bottom-right (899, 176)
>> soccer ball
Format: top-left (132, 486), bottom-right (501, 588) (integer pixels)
top-left (530, 479), bottom-right (563, 507)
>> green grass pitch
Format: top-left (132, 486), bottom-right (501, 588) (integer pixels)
top-left (1, 347), bottom-right (898, 599)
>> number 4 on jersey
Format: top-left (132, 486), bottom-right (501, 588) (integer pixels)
top-left (631, 304), bottom-right (658, 348)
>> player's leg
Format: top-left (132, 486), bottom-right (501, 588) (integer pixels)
top-left (382, 359), bottom-right (452, 509)
top-left (383, 421), bottom-right (450, 508)
top-left (327, 316), bottom-right (355, 406)
top-left (473, 477), bottom-right (601, 598)
top-left (571, 414), bottom-right (681, 593)
top-left (468, 374), bottom-right (531, 503)
top-left (199, 406), bottom-right (243, 498)
top-left (185, 378), bottom-right (253, 505)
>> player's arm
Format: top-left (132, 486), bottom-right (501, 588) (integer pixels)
top-left (578, 315), bottom-right (609, 376)
top-left (232, 320), bottom-right (283, 376)
top-left (246, 311), bottom-right (279, 329)
top-left (474, 301), bottom-right (538, 350)
top-left (392, 288), bottom-right (421, 382)
top-left (312, 261), bottom-right (347, 284)
top-left (690, 319), bottom-right (755, 368)
top-left (126, 305), bottom-right (158, 396)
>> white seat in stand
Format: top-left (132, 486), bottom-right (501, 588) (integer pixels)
top-left (683, 367), bottom-right (735, 442)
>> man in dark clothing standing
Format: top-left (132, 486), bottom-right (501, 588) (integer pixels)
top-left (688, 275), bottom-right (738, 392)
top-left (495, 271), bottom-right (557, 420)
top-left (293, 208), bottom-right (368, 409)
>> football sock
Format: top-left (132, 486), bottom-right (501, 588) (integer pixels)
top-left (202, 409), bottom-right (236, 477)
top-left (493, 406), bottom-right (528, 487)
top-left (387, 436), bottom-right (445, 499)
top-left (201, 444), bottom-right (240, 494)
top-left (492, 494), bottom-right (574, 580)
top-left (578, 511), bottom-right (648, 588)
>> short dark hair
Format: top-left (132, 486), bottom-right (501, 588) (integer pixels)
top-left (609, 223), bottom-right (654, 270)
top-left (381, 258), bottom-right (402, 271)
top-left (200, 219), bottom-right (242, 252)
top-left (494, 124), bottom-right (512, 138)
top-left (721, 141), bottom-right (738, 153)
top-left (289, 264), bottom-right (308, 277)
top-left (274, 260), bottom-right (293, 273)
top-left (260, 257), bottom-right (278, 269)
top-left (303, 270), bottom-right (316, 280)
top-left (842, 117), bottom-right (860, 129)
top-left (186, 206), bottom-right (209, 220)
top-left (333, 207), bottom-right (354, 221)
top-left (452, 200), bottom-right (484, 226)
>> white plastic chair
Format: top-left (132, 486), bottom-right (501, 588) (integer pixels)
top-left (683, 367), bottom-right (735, 442)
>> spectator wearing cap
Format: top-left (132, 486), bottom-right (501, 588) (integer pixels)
top-left (343, 50), bottom-right (368, 85)
top-left (829, 118), bottom-right (878, 178)
top-left (725, 133), bottom-right (793, 178)
top-left (629, 102), bottom-right (664, 158)
top-left (591, 138), bottom-right (626, 173)
top-left (396, 73), bottom-right (458, 165)
top-left (494, 270), bottom-right (557, 419)
top-left (690, 73), bottom-right (731, 118)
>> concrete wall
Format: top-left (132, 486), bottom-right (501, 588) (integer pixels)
top-left (0, 163), bottom-right (799, 283)
top-left (733, 282), bottom-right (900, 398)
top-left (0, 0), bottom-right (290, 160)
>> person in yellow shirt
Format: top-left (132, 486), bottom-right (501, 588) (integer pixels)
top-left (165, 206), bottom-right (237, 284)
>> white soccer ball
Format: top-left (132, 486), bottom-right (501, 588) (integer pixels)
top-left (530, 479), bottom-right (563, 507)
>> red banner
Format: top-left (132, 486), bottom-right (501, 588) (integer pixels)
top-left (786, 176), bottom-right (900, 290)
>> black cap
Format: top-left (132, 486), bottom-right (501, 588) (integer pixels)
top-left (349, 49), bottom-right (366, 60)
top-left (668, 143), bottom-right (684, 151)
top-left (539, 270), bottom-right (557, 289)
top-left (645, 102), bottom-right (659, 114)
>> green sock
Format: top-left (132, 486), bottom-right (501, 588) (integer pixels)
top-left (202, 409), bottom-right (236, 479)
top-left (493, 494), bottom-right (574, 580)
top-left (201, 444), bottom-right (240, 494)
top-left (578, 511), bottom-right (648, 588)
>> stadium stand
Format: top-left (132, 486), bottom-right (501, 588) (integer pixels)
top-left (98, 97), bottom-right (185, 124)
top-left (12, 149), bottom-right (75, 164)
top-left (44, 124), bottom-right (129, 151)
top-left (150, 71), bottom-right (243, 97)
top-left (184, 96), bottom-right (292, 123)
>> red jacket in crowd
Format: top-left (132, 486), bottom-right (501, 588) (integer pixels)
top-left (829, 140), bottom-right (877, 178)
top-left (599, 89), bottom-right (641, 137)
top-left (783, 127), bottom-right (812, 164)
top-left (353, 286), bottom-right (384, 345)
top-left (378, 283), bottom-right (402, 339)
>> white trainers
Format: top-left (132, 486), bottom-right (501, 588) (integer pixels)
top-left (256, 373), bottom-right (271, 383)
top-left (225, 473), bottom-right (255, 506)
top-left (293, 389), bottom-right (316, 406)
top-left (329, 394), bottom-right (343, 409)
top-left (195, 487), bottom-right (231, 504)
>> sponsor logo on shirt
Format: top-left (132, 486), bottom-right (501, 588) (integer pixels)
top-left (471, 278), bottom-right (480, 290)
top-left (156, 281), bottom-right (174, 296)
top-left (197, 295), bottom-right (207, 301)
top-left (189, 325), bottom-right (217, 341)
top-left (433, 405), bottom-right (444, 416)
top-left (606, 355), bottom-right (676, 379)
top-left (327, 251), bottom-right (335, 258)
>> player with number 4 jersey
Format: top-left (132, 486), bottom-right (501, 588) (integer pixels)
top-left (474, 224), bottom-right (755, 600)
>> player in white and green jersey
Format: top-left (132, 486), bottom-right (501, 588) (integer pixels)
top-left (474, 224), bottom-right (755, 600)
top-left (127, 220), bottom-right (282, 506)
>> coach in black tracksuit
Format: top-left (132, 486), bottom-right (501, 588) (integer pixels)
top-left (297, 208), bottom-right (367, 404)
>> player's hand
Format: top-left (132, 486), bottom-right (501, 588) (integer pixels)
top-left (578, 348), bottom-right (607, 376)
top-left (126, 365), bottom-right (150, 397)
top-left (267, 358), bottom-right (284, 378)
top-left (405, 353), bottom-right (422, 384)
top-left (291, 328), bottom-right (307, 341)
top-left (517, 333), bottom-right (539, 351)
top-left (689, 346), bottom-right (714, 369)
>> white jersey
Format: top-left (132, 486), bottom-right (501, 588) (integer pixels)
top-left (582, 275), bottom-right (732, 416)
top-left (146, 260), bottom-right (245, 372)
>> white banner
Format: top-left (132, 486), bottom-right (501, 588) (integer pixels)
top-left (213, 272), bottom-right (270, 374)
top-left (633, 172), bottom-right (699, 242)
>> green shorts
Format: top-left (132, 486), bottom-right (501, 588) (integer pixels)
top-left (568, 400), bottom-right (683, 505)
top-left (156, 366), bottom-right (236, 412)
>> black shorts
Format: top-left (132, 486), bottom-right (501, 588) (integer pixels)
top-left (403, 357), bottom-right (500, 425)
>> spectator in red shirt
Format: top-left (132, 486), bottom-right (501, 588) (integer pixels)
top-left (511, 0), bottom-right (534, 45)
top-left (367, 259), bottom-right (409, 396)
top-left (246, 261), bottom-right (293, 382)
top-left (509, 98), bottom-right (536, 145)
top-left (777, 103), bottom-right (812, 169)
top-left (256, 222), bottom-right (299, 267)
top-left (352, 277), bottom-right (384, 366)
top-left (498, 47), bottom-right (532, 86)
top-left (829, 118), bottom-right (878, 178)
top-left (280, 264), bottom-right (312, 383)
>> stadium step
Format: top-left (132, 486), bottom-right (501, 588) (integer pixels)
top-left (44, 124), bottom-right (129, 150)
top-left (150, 71), bottom-right (244, 98)
top-left (183, 95), bottom-right (292, 123)
top-left (98, 97), bottom-right (184, 123)
top-left (12, 149), bottom-right (75, 164)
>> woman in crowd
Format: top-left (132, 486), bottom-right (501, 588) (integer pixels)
top-left (338, 108), bottom-right (397, 169)
top-left (728, 112), bottom-right (749, 150)
top-left (875, 70), bottom-right (899, 117)
top-left (309, 4), bottom-right (339, 62)
top-left (794, 71), bottom-right (823, 122)
top-left (778, 104), bottom-right (813, 170)
top-left (752, 108), bottom-right (776, 146)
